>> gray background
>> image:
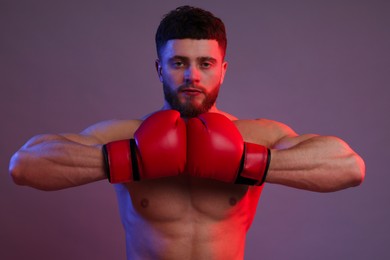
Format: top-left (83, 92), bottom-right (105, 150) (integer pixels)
top-left (1, 0), bottom-right (389, 259)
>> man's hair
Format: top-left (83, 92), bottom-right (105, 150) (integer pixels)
top-left (155, 5), bottom-right (227, 59)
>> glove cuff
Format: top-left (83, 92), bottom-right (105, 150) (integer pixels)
top-left (235, 143), bottom-right (271, 186)
top-left (102, 139), bottom-right (139, 183)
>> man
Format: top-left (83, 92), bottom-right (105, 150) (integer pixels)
top-left (9, 6), bottom-right (365, 260)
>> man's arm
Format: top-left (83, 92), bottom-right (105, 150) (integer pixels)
top-left (9, 119), bottom-right (142, 191)
top-left (234, 118), bottom-right (365, 192)
top-left (9, 133), bottom-right (106, 191)
top-left (267, 132), bottom-right (365, 192)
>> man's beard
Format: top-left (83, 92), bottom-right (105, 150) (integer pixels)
top-left (163, 83), bottom-right (220, 118)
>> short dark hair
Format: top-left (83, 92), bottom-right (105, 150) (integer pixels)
top-left (155, 5), bottom-right (227, 59)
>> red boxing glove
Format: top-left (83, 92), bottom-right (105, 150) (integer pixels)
top-left (186, 113), bottom-right (270, 186)
top-left (102, 110), bottom-right (186, 183)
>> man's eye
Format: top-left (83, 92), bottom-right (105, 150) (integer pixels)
top-left (172, 61), bottom-right (184, 68)
top-left (201, 62), bottom-right (212, 68)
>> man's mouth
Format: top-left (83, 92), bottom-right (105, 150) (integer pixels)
top-left (180, 88), bottom-right (203, 96)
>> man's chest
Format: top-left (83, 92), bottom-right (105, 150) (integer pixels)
top-left (119, 175), bottom-right (263, 223)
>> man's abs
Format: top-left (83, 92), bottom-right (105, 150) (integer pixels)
top-left (114, 175), bottom-right (263, 260)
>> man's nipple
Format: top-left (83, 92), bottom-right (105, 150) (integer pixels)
top-left (229, 197), bottom-right (237, 206)
top-left (140, 198), bottom-right (149, 208)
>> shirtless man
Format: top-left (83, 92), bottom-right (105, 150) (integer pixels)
top-left (9, 6), bottom-right (365, 260)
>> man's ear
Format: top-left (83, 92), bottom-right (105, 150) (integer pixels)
top-left (220, 61), bottom-right (228, 84)
top-left (155, 59), bottom-right (163, 82)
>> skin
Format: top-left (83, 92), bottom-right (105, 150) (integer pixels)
top-left (9, 39), bottom-right (365, 260)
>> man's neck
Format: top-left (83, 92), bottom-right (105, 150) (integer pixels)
top-left (161, 102), bottom-right (220, 114)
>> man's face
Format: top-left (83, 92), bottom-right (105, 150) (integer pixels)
top-left (156, 39), bottom-right (228, 117)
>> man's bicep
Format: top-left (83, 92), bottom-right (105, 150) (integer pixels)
top-left (55, 121), bottom-right (116, 145)
top-left (273, 133), bottom-right (319, 150)
top-left (59, 133), bottom-right (102, 146)
top-left (265, 120), bottom-right (319, 150)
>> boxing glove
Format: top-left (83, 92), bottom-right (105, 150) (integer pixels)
top-left (102, 110), bottom-right (186, 183)
top-left (186, 113), bottom-right (270, 186)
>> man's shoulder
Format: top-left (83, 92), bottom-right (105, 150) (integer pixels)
top-left (233, 118), bottom-right (297, 147)
top-left (234, 118), bottom-right (289, 130)
top-left (81, 119), bottom-right (143, 143)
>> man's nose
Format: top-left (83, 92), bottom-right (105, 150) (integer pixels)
top-left (184, 66), bottom-right (200, 84)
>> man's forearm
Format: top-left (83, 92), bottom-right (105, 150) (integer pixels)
top-left (9, 134), bottom-right (106, 191)
top-left (266, 135), bottom-right (365, 192)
